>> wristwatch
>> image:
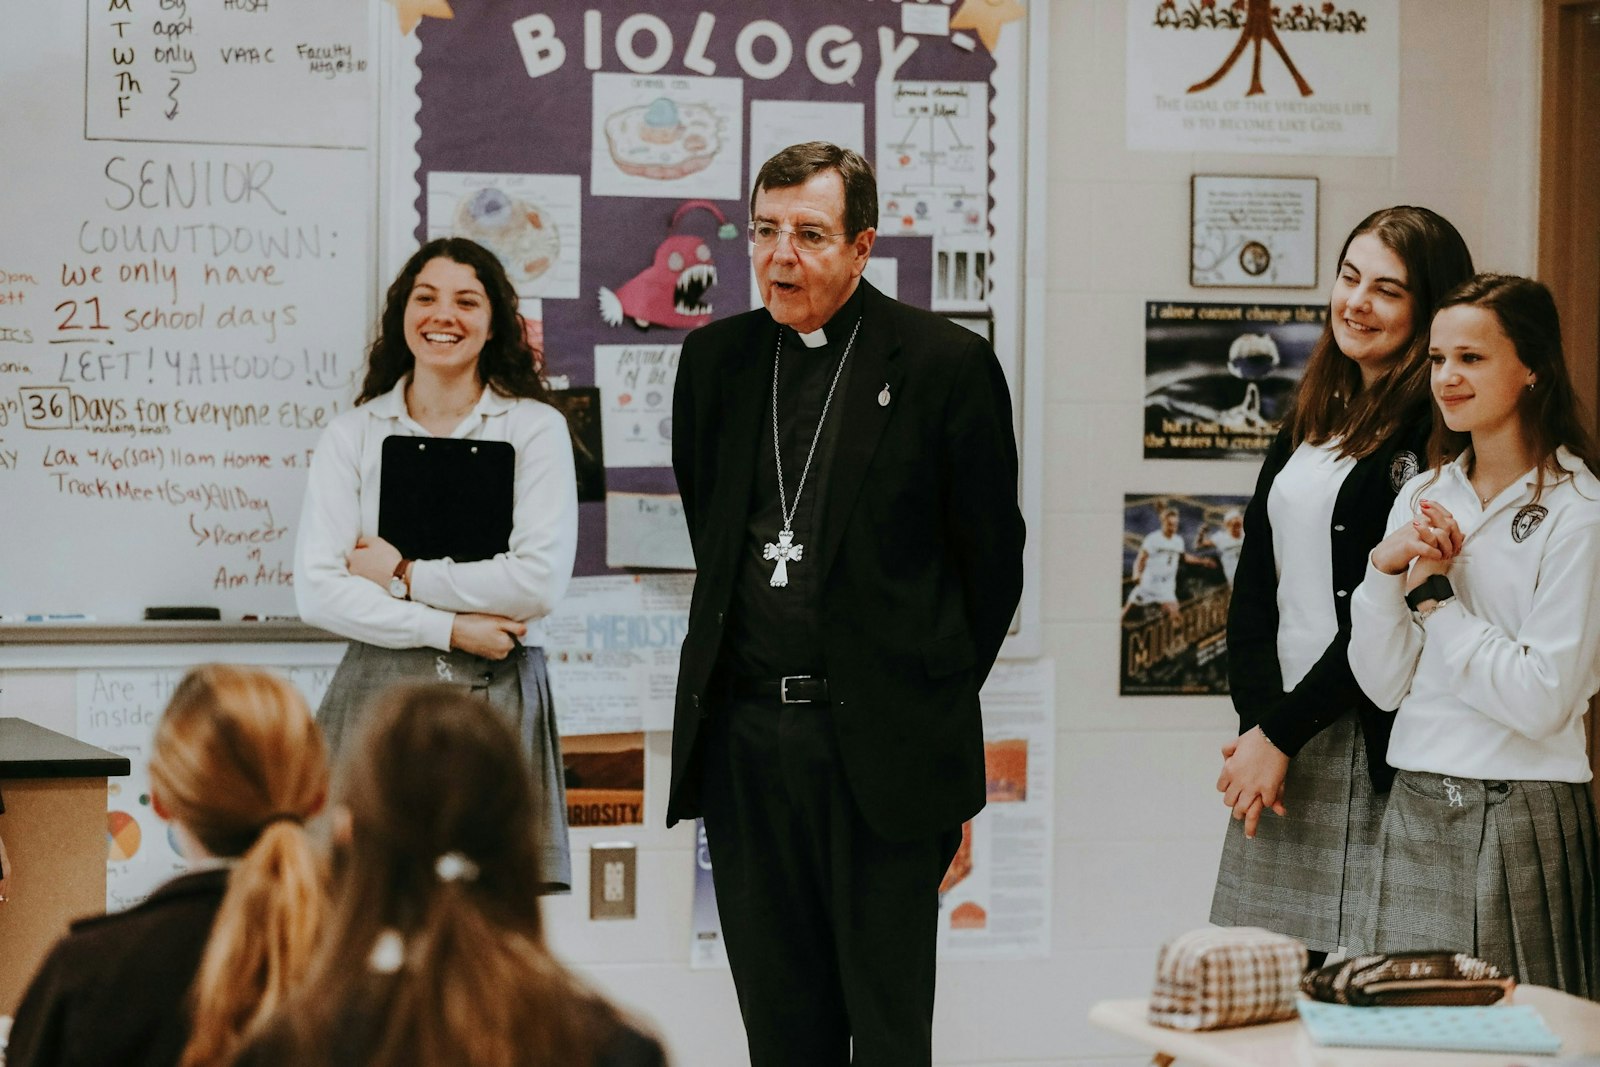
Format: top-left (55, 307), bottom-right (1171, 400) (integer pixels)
top-left (1404, 573), bottom-right (1455, 616)
top-left (388, 559), bottom-right (412, 599)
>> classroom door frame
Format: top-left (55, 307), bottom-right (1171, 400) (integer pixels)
top-left (1537, 0), bottom-right (1600, 803)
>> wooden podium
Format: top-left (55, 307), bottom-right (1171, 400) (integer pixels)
top-left (0, 718), bottom-right (129, 1015)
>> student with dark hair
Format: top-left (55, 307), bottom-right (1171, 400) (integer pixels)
top-left (1211, 207), bottom-right (1474, 968)
top-left (230, 684), bottom-right (668, 1067)
top-left (1350, 274), bottom-right (1600, 996)
top-left (7, 665), bottom-right (328, 1067)
top-left (294, 236), bottom-right (576, 889)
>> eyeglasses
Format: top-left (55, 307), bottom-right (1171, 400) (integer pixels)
top-left (747, 222), bottom-right (848, 253)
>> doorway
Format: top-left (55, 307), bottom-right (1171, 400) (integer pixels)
top-left (1538, 0), bottom-right (1600, 800)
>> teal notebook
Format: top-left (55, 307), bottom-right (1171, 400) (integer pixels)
top-left (1297, 1001), bottom-right (1563, 1056)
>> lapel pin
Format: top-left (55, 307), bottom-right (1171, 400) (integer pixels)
top-left (878, 383), bottom-right (891, 407)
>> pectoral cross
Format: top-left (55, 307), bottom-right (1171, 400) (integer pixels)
top-left (763, 529), bottom-right (803, 588)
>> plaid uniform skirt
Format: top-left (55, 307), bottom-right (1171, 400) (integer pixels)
top-left (1210, 712), bottom-right (1384, 953)
top-left (316, 641), bottom-right (572, 892)
top-left (1348, 770), bottom-right (1599, 999)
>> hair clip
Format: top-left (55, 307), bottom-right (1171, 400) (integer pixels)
top-left (435, 851), bottom-right (480, 883)
top-left (368, 928), bottom-right (406, 974)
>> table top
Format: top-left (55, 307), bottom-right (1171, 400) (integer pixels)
top-left (1089, 987), bottom-right (1600, 1067)
top-left (0, 718), bottom-right (129, 780)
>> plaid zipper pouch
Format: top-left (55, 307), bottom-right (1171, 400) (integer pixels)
top-left (1148, 927), bottom-right (1307, 1030)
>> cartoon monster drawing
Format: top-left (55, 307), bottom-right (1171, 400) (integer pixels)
top-left (599, 200), bottom-right (738, 331)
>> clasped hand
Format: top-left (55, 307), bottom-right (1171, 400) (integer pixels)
top-left (1370, 499), bottom-right (1463, 590)
top-left (1217, 726), bottom-right (1289, 839)
top-left (1216, 502), bottom-right (1465, 836)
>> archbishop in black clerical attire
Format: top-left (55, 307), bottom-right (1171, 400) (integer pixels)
top-left (667, 142), bottom-right (1025, 1066)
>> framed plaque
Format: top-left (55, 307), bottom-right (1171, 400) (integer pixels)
top-left (1191, 174), bottom-right (1319, 289)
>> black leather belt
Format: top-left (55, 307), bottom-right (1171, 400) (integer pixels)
top-left (728, 674), bottom-right (830, 705)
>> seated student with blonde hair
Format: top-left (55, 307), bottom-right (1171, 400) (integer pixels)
top-left (230, 683), bottom-right (665, 1067)
top-left (7, 665), bottom-right (328, 1067)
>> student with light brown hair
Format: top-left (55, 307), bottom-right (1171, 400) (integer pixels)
top-left (1211, 206), bottom-right (1475, 969)
top-left (7, 664), bottom-right (328, 1067)
top-left (230, 684), bottom-right (665, 1067)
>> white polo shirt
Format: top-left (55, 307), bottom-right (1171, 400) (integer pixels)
top-left (1348, 447), bottom-right (1600, 783)
top-left (294, 379), bottom-right (578, 652)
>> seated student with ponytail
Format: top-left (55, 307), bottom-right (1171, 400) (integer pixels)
top-left (7, 665), bottom-right (329, 1067)
top-left (230, 683), bottom-right (665, 1067)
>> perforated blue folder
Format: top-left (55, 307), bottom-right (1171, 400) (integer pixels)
top-left (1297, 1001), bottom-right (1562, 1055)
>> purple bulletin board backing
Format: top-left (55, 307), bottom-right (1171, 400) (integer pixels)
top-left (378, 0), bottom-right (1042, 655)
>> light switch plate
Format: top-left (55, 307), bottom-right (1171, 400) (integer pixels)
top-left (589, 841), bottom-right (637, 920)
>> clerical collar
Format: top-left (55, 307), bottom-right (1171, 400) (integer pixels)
top-left (789, 284), bottom-right (866, 350)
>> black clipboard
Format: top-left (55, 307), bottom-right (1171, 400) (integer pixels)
top-left (378, 436), bottom-right (515, 562)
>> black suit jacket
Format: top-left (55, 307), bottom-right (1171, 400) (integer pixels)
top-left (7, 868), bottom-right (228, 1067)
top-left (667, 280), bottom-right (1025, 841)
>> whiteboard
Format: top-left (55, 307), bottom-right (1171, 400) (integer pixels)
top-left (0, 1), bottom-right (376, 621)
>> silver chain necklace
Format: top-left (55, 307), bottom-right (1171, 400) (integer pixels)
top-left (763, 316), bottom-right (862, 588)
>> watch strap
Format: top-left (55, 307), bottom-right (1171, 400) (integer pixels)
top-left (390, 559), bottom-right (412, 599)
top-left (1404, 573), bottom-right (1454, 612)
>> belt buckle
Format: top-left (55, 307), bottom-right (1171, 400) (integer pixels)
top-left (780, 675), bottom-right (812, 704)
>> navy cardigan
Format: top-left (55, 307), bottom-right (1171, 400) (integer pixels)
top-left (1226, 416), bottom-right (1430, 793)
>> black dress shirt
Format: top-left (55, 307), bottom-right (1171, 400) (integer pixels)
top-left (723, 286), bottom-right (864, 679)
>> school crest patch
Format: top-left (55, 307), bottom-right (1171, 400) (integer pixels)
top-left (1389, 450), bottom-right (1420, 491)
top-left (1511, 504), bottom-right (1548, 543)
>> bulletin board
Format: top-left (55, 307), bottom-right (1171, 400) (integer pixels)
top-left (0, 0), bottom-right (1042, 666)
top-left (379, 0), bottom-right (1047, 673)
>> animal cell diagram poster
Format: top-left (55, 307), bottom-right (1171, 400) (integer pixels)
top-left (1126, 0), bottom-right (1399, 156)
top-left (380, 0), bottom-right (1038, 699)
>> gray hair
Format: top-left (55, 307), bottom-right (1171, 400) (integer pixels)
top-left (750, 142), bottom-right (878, 237)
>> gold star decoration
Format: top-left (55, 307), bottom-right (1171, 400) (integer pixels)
top-left (949, 0), bottom-right (1026, 53)
top-left (385, 0), bottom-right (454, 37)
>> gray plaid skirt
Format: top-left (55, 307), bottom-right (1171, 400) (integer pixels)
top-left (1348, 770), bottom-right (1599, 999)
top-left (317, 641), bottom-right (572, 892)
top-left (1210, 712), bottom-right (1384, 953)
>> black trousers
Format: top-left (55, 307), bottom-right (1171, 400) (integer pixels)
top-left (699, 694), bottom-right (960, 1067)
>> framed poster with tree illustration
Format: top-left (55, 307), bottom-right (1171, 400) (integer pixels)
top-left (1127, 0), bottom-right (1398, 156)
top-left (1190, 174), bottom-right (1318, 288)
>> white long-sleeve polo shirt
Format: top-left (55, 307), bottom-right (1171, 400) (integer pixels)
top-left (294, 379), bottom-right (578, 652)
top-left (1348, 447), bottom-right (1600, 783)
